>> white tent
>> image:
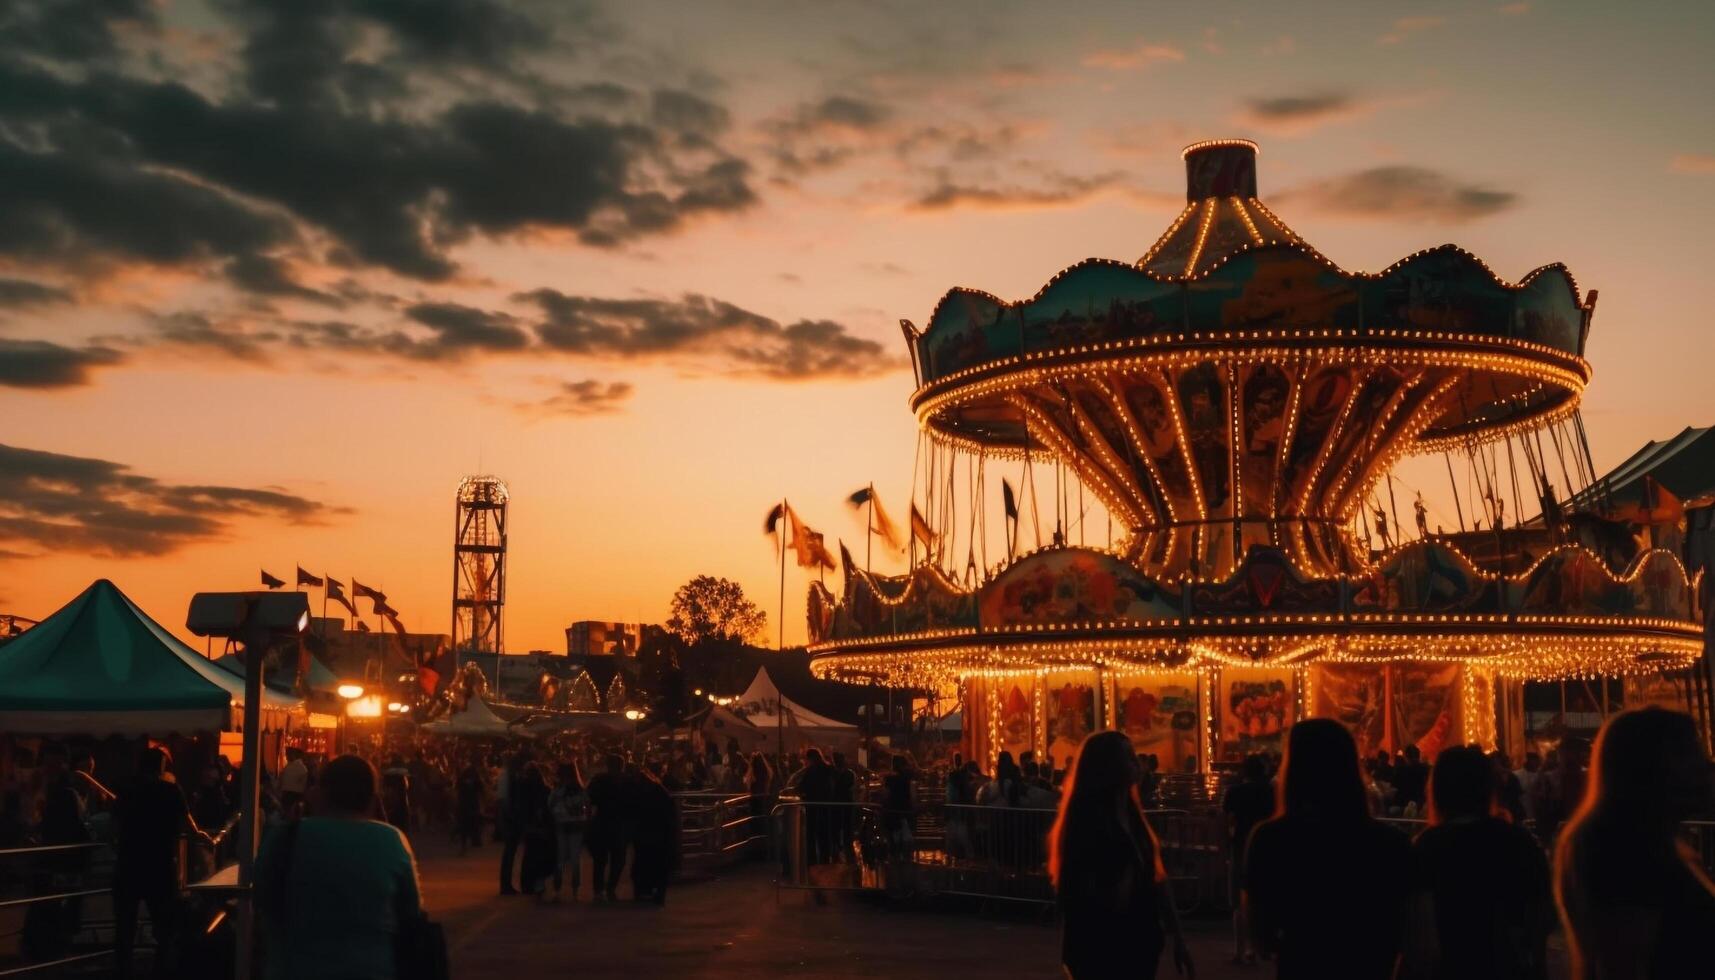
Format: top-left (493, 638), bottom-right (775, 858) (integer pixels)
top-left (421, 697), bottom-right (522, 739)
top-left (734, 668), bottom-right (856, 732)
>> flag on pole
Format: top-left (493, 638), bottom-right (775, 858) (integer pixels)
top-left (374, 597), bottom-right (399, 620)
top-left (261, 569), bottom-right (285, 590)
top-left (355, 621), bottom-right (371, 633)
top-left (785, 506), bottom-right (835, 570)
top-left (910, 503), bottom-right (938, 551)
top-left (847, 485), bottom-right (904, 551)
top-left (352, 580), bottom-right (384, 603)
top-left (324, 577), bottom-right (356, 616)
top-left (1002, 478), bottom-right (1020, 521)
top-left (296, 566), bottom-right (323, 588)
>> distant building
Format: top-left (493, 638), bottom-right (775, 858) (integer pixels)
top-left (565, 620), bottom-right (652, 657)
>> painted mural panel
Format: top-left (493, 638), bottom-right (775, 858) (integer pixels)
top-left (1624, 670), bottom-right (1691, 713)
top-left (1350, 541), bottom-right (1485, 613)
top-left (1279, 367), bottom-right (1353, 511)
top-left (1185, 251), bottom-right (1360, 332)
top-left (1114, 674), bottom-right (1202, 773)
top-left (1219, 668), bottom-right (1294, 761)
top-left (1239, 363), bottom-right (1291, 515)
top-left (1391, 662), bottom-right (1461, 760)
top-left (994, 682), bottom-right (1035, 762)
top-left (1313, 663), bottom-right (1388, 758)
top-left (1020, 264), bottom-right (1184, 351)
top-left (1045, 672), bottom-right (1098, 767)
top-left (1125, 371), bottom-right (1198, 519)
top-left (980, 548), bottom-right (1178, 628)
top-left (1513, 270), bottom-right (1583, 354)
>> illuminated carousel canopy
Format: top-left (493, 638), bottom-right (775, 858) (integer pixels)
top-left (812, 140), bottom-right (1702, 702)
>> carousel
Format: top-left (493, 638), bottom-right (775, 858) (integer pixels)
top-left (806, 139), bottom-right (1706, 771)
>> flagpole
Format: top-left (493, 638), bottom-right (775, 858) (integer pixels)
top-left (778, 498), bottom-right (787, 652)
top-left (866, 484), bottom-right (874, 575)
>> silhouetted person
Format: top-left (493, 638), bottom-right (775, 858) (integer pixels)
top-left (496, 749), bottom-right (527, 895)
top-left (1555, 708), bottom-right (1715, 980)
top-left (629, 766), bottom-right (677, 905)
top-left (1051, 731), bottom-right (1193, 979)
top-left (1222, 754), bottom-right (1274, 964)
top-left (113, 746), bottom-right (207, 980)
top-left (830, 751), bottom-right (856, 857)
top-left (1245, 719), bottom-right (1409, 979)
top-left (515, 763), bottom-right (555, 899)
top-left (1401, 745), bottom-right (1551, 980)
top-left (1394, 744), bottom-right (1429, 811)
top-left (1491, 749), bottom-right (1527, 825)
top-left (454, 762), bottom-right (483, 855)
top-left (797, 748), bottom-right (835, 865)
top-left (257, 754), bottom-right (421, 980)
top-left (1535, 736), bottom-right (1589, 845)
top-left (585, 754), bottom-right (629, 901)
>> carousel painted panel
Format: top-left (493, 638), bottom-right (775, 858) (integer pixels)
top-left (1112, 673), bottom-right (1201, 773)
top-left (1216, 667), bottom-right (1294, 762)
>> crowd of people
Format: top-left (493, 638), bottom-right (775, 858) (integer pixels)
top-left (1057, 707), bottom-right (1715, 980)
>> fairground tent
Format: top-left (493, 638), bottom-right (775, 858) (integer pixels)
top-left (732, 667), bottom-right (859, 753)
top-left (420, 696), bottom-right (521, 738)
top-left (0, 580), bottom-right (302, 736)
top-left (214, 649), bottom-right (343, 698)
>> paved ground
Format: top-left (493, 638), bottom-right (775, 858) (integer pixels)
top-left (423, 837), bottom-right (1281, 979)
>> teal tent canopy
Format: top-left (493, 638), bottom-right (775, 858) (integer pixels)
top-left (214, 649), bottom-right (343, 697)
top-left (0, 579), bottom-right (302, 736)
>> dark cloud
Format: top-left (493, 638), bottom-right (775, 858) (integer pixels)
top-left (1244, 92), bottom-right (1351, 121)
top-left (224, 255), bottom-right (342, 306)
top-left (909, 169), bottom-right (1125, 211)
top-left (0, 339), bottom-right (122, 388)
top-left (0, 0), bottom-right (155, 62)
top-left (0, 277), bottom-right (72, 308)
top-left (526, 378), bottom-right (635, 416)
top-left (404, 302), bottom-right (530, 353)
top-left (0, 1), bottom-right (756, 288)
top-left (1280, 166), bottom-right (1518, 223)
top-left (0, 441), bottom-right (341, 558)
top-left (522, 290), bottom-right (899, 380)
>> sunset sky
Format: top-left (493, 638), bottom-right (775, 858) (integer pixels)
top-left (3, 0), bottom-right (1713, 651)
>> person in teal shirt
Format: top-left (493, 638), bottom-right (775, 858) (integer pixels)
top-left (257, 755), bottom-right (422, 980)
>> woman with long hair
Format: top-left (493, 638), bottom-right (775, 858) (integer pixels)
top-left (1244, 719), bottom-right (1410, 979)
top-left (1400, 745), bottom-right (1551, 980)
top-left (1050, 730), bottom-right (1194, 979)
top-left (1555, 707), bottom-right (1715, 980)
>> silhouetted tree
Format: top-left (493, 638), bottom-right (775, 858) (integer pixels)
top-left (665, 575), bottom-right (766, 648)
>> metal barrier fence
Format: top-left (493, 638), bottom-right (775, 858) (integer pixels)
top-left (770, 801), bottom-right (1208, 909)
top-left (0, 841), bottom-right (114, 977)
top-left (675, 792), bottom-right (771, 863)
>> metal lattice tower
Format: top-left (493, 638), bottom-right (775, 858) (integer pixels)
top-left (453, 476), bottom-right (508, 656)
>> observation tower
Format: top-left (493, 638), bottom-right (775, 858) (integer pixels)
top-left (453, 475), bottom-right (508, 657)
top-left (807, 140), bottom-right (1704, 769)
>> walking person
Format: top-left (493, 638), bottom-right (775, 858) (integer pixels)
top-left (1244, 719), bottom-right (1410, 980)
top-left (548, 762), bottom-right (588, 901)
top-left (256, 755), bottom-right (423, 980)
top-left (454, 761), bottom-right (484, 856)
top-left (1400, 745), bottom-right (1552, 980)
top-left (496, 749), bottom-right (527, 895)
top-left (113, 747), bottom-right (209, 980)
top-left (380, 753), bottom-right (412, 836)
top-left (1050, 730), bottom-right (1194, 980)
top-left (1555, 707), bottom-right (1715, 980)
top-left (629, 766), bottom-right (676, 905)
top-left (515, 763), bottom-right (556, 900)
top-left (585, 754), bottom-right (629, 901)
top-left (1222, 754), bottom-right (1274, 966)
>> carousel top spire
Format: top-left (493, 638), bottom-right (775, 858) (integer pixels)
top-left (1138, 138), bottom-right (1303, 278)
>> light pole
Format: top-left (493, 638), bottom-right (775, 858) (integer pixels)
top-left (187, 591), bottom-right (310, 980)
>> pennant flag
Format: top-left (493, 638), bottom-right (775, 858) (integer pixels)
top-left (784, 506), bottom-right (835, 570)
top-left (261, 569), bottom-right (286, 590)
top-left (801, 528), bottom-right (836, 571)
top-left (296, 566), bottom-right (323, 588)
top-left (352, 580), bottom-right (384, 603)
top-left (764, 503), bottom-right (786, 537)
top-left (355, 621), bottom-right (371, 633)
top-left (1002, 478), bottom-right (1019, 521)
top-left (383, 609), bottom-right (405, 635)
top-left (374, 597), bottom-right (399, 619)
top-left (847, 485), bottom-right (904, 551)
top-left (910, 503), bottom-right (938, 550)
top-left (324, 577), bottom-right (356, 616)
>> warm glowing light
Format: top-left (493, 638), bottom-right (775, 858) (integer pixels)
top-left (336, 683), bottom-right (364, 700)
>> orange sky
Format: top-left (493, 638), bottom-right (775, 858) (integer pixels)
top-left (3, 1), bottom-right (1713, 649)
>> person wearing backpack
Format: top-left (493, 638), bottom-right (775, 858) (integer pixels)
top-left (547, 763), bottom-right (589, 901)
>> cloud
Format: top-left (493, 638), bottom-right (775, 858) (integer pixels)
top-left (1279, 166), bottom-right (1518, 223)
top-left (1081, 42), bottom-right (1186, 71)
top-left (523, 378), bottom-right (635, 416)
top-left (1086, 121), bottom-right (1195, 159)
top-left (522, 291), bottom-right (900, 380)
top-left (908, 169), bottom-right (1128, 212)
top-left (0, 3), bottom-right (757, 287)
top-left (1498, 3), bottom-right (1531, 14)
top-left (0, 441), bottom-right (342, 558)
top-left (1235, 92), bottom-right (1379, 136)
top-left (1379, 16), bottom-right (1444, 45)
top-left (403, 302), bottom-right (531, 354)
top-left (0, 277), bottom-right (72, 309)
top-left (1669, 154), bottom-right (1715, 175)
top-left (0, 338), bottom-right (123, 388)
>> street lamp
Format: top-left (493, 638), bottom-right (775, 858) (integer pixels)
top-left (186, 590), bottom-right (309, 980)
